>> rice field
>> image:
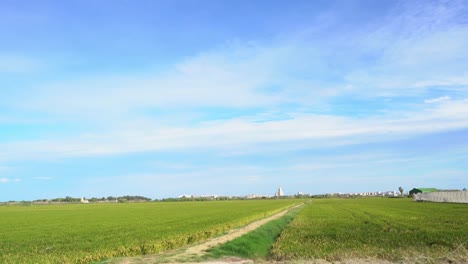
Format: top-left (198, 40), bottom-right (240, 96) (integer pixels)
top-left (2, 198), bottom-right (466, 263)
top-left (271, 198), bottom-right (468, 262)
top-left (0, 200), bottom-right (298, 264)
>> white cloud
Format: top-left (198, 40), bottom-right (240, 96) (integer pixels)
top-left (8, 0), bottom-right (467, 123)
top-left (412, 74), bottom-right (468, 88)
top-left (342, 1), bottom-right (468, 95)
top-left (1, 99), bottom-right (467, 162)
top-left (0, 178), bottom-right (21, 183)
top-left (1, 0), bottom-right (467, 166)
top-left (425, 96), bottom-right (451, 104)
top-left (20, 44), bottom-right (283, 118)
top-left (289, 153), bottom-right (439, 173)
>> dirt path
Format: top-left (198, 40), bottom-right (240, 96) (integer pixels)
top-left (176, 203), bottom-right (303, 259)
top-left (107, 204), bottom-right (303, 264)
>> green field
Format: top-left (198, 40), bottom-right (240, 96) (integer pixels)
top-left (271, 198), bottom-right (468, 262)
top-left (0, 200), bottom-right (298, 264)
top-left (2, 198), bottom-right (466, 263)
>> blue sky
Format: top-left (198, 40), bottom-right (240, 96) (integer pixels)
top-left (1, 0), bottom-right (468, 201)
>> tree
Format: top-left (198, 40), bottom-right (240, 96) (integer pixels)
top-left (399, 186), bottom-right (404, 196)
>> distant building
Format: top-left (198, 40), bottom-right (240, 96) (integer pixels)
top-left (340, 191), bottom-right (401, 197)
top-left (275, 187), bottom-right (284, 197)
top-left (81, 197), bottom-right (89, 204)
top-left (245, 194), bottom-right (269, 199)
top-left (414, 191), bottom-right (468, 203)
top-left (385, 191), bottom-right (398, 196)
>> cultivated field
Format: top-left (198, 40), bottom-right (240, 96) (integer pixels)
top-left (0, 200), bottom-right (298, 263)
top-left (2, 198), bottom-right (466, 264)
top-left (271, 198), bottom-right (468, 262)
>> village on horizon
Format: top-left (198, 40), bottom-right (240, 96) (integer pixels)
top-left (3, 186), bottom-right (466, 205)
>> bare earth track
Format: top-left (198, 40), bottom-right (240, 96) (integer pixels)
top-left (106, 204), bottom-right (303, 264)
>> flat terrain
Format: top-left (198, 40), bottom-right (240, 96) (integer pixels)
top-left (2, 198), bottom-right (466, 264)
top-left (102, 198), bottom-right (468, 264)
top-left (105, 204), bottom-right (303, 264)
top-left (271, 198), bottom-right (468, 262)
top-left (0, 200), bottom-right (298, 263)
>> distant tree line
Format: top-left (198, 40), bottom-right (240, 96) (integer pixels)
top-left (88, 195), bottom-right (152, 202)
top-left (28, 195), bottom-right (153, 204)
top-left (2, 194), bottom-right (315, 205)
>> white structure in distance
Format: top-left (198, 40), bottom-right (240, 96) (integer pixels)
top-left (276, 187), bottom-right (284, 197)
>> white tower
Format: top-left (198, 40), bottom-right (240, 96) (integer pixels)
top-left (276, 187), bottom-right (284, 197)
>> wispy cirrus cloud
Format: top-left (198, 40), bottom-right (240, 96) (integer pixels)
top-left (425, 96), bottom-right (451, 104)
top-left (0, 178), bottom-right (21, 183)
top-left (1, 26), bottom-right (467, 171)
top-left (11, 0), bottom-right (466, 124)
top-left (1, 98), bottom-right (467, 162)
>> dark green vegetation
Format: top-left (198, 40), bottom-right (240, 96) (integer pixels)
top-left (409, 188), bottom-right (439, 195)
top-left (271, 198), bottom-right (468, 262)
top-left (0, 200), bottom-right (298, 264)
top-left (206, 205), bottom-right (303, 259)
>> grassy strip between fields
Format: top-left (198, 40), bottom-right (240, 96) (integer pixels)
top-left (204, 204), bottom-right (304, 260)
